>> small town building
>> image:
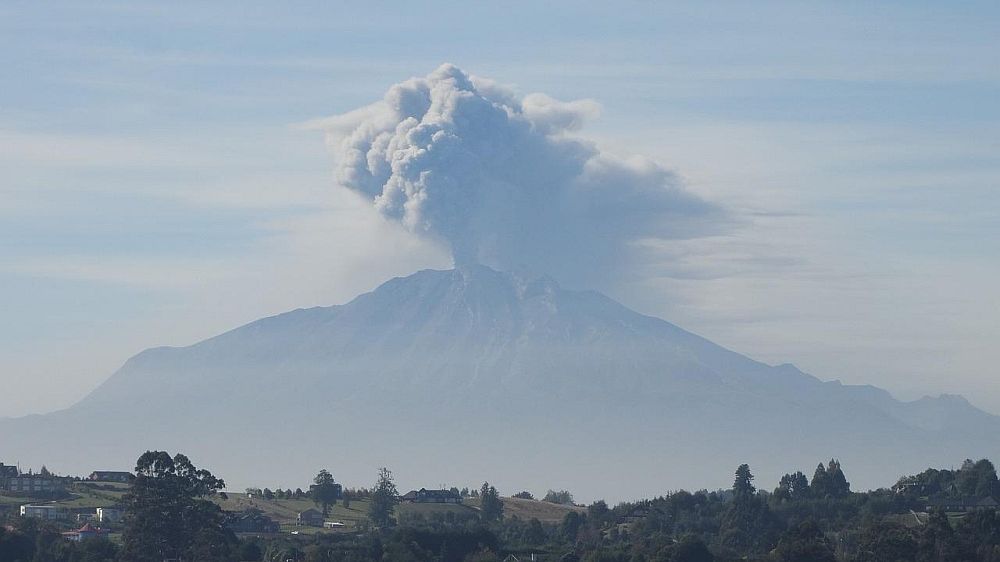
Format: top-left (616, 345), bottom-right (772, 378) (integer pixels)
top-left (6, 474), bottom-right (63, 494)
top-left (61, 523), bottom-right (109, 542)
top-left (20, 505), bottom-right (67, 520)
top-left (323, 521), bottom-right (345, 529)
top-left (95, 507), bottom-right (124, 524)
top-left (400, 488), bottom-right (463, 504)
top-left (87, 471), bottom-right (134, 483)
top-left (0, 464), bottom-right (18, 492)
top-left (297, 508), bottom-right (324, 527)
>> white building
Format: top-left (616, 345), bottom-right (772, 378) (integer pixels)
top-left (20, 505), bottom-right (67, 520)
top-left (95, 507), bottom-right (123, 524)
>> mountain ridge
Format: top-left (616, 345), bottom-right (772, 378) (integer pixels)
top-left (2, 265), bottom-right (996, 499)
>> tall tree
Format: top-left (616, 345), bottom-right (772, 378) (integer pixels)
top-left (811, 463), bottom-right (831, 498)
top-left (826, 459), bottom-right (851, 498)
top-left (369, 467), bottom-right (399, 528)
top-left (310, 469), bottom-right (342, 517)
top-left (120, 451), bottom-right (236, 562)
top-left (479, 482), bottom-right (504, 523)
top-left (733, 464), bottom-right (756, 498)
top-left (721, 464), bottom-right (779, 557)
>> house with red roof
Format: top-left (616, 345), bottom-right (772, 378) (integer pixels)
top-left (61, 523), bottom-right (109, 542)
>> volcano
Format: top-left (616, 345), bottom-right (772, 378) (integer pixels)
top-left (3, 265), bottom-right (997, 499)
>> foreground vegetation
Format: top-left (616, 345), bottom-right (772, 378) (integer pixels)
top-left (2, 452), bottom-right (999, 561)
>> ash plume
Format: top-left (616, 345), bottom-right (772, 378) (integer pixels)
top-left (317, 64), bottom-right (725, 286)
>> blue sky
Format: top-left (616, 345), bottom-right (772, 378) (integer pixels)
top-left (2, 1), bottom-right (999, 416)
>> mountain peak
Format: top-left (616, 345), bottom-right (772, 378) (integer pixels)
top-left (3, 266), bottom-right (997, 499)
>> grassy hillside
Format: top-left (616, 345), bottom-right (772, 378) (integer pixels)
top-left (59, 481), bottom-right (129, 508)
top-left (211, 494), bottom-right (583, 532)
top-left (213, 494), bottom-right (370, 532)
top-left (1, 481), bottom-right (129, 510)
top-left (465, 497), bottom-right (584, 523)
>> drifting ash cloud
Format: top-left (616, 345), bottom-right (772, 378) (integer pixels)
top-left (313, 64), bottom-right (728, 287)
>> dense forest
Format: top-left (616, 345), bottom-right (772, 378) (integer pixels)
top-left (2, 452), bottom-right (999, 561)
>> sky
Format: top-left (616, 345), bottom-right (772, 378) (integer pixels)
top-left (1, 1), bottom-right (999, 418)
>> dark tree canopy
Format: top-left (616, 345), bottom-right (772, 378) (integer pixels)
top-left (722, 464), bottom-right (779, 556)
top-left (368, 467), bottom-right (399, 528)
top-left (771, 520), bottom-right (837, 562)
top-left (672, 535), bottom-right (715, 562)
top-left (524, 517), bottom-right (546, 545)
top-left (561, 511), bottom-right (586, 543)
top-left (543, 489), bottom-right (575, 505)
top-left (311, 469), bottom-right (343, 517)
top-left (479, 482), bottom-right (504, 523)
top-left (120, 451), bottom-right (236, 562)
top-left (775, 471), bottom-right (811, 501)
top-left (857, 522), bottom-right (919, 562)
top-left (957, 459), bottom-right (999, 497)
top-left (811, 459), bottom-right (851, 499)
top-left (733, 464), bottom-right (756, 498)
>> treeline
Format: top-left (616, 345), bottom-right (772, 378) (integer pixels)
top-left (893, 458), bottom-right (999, 498)
top-left (3, 452), bottom-right (1000, 561)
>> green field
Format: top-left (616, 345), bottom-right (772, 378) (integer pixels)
top-left (211, 494), bottom-right (582, 533)
top-left (1, 481), bottom-right (129, 511)
top-left (462, 496), bottom-right (585, 523)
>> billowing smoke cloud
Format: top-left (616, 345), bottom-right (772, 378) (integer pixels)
top-left (318, 64), bottom-right (726, 286)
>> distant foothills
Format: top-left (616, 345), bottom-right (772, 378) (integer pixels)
top-left (2, 450), bottom-right (1000, 561)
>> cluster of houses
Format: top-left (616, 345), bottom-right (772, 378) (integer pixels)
top-left (5, 471), bottom-right (484, 539)
top-left (293, 508), bottom-right (345, 530)
top-left (15, 501), bottom-right (287, 538)
top-left (0, 462), bottom-right (134, 495)
top-left (400, 488), bottom-right (464, 504)
top-left (87, 470), bottom-right (134, 483)
top-left (0, 463), bottom-right (63, 494)
top-left (226, 509), bottom-right (280, 534)
top-left (1, 462), bottom-right (132, 539)
top-left (62, 523), bottom-right (110, 542)
top-left (18, 504), bottom-right (124, 524)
